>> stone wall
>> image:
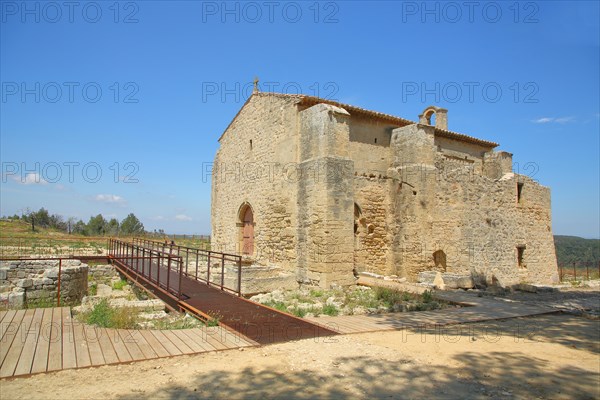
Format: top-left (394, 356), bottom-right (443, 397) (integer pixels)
top-left (386, 123), bottom-right (558, 286)
top-left (212, 93), bottom-right (559, 290)
top-left (0, 260), bottom-right (88, 309)
top-left (88, 264), bottom-right (119, 284)
top-left (211, 93), bottom-right (301, 274)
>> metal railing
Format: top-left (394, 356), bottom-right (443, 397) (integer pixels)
top-left (131, 238), bottom-right (243, 296)
top-left (108, 239), bottom-right (185, 300)
top-left (559, 262), bottom-right (600, 282)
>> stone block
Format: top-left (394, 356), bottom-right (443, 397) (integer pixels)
top-left (9, 292), bottom-right (25, 308)
top-left (418, 271), bottom-right (437, 284)
top-left (47, 269), bottom-right (59, 279)
top-left (441, 274), bottom-right (474, 289)
top-left (16, 279), bottom-right (33, 288)
top-left (0, 269), bottom-right (7, 280)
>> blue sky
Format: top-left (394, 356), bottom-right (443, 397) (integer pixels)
top-left (1, 1), bottom-right (598, 238)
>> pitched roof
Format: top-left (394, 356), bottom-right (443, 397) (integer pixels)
top-left (220, 92), bottom-right (499, 148)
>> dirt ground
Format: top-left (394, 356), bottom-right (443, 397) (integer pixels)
top-left (0, 313), bottom-right (598, 400)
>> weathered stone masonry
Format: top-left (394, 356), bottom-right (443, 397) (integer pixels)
top-left (0, 260), bottom-right (88, 308)
top-left (211, 93), bottom-right (559, 290)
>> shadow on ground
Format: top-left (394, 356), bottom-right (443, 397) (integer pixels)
top-left (117, 314), bottom-right (599, 399)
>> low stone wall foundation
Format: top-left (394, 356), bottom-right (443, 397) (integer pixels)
top-left (0, 260), bottom-right (88, 309)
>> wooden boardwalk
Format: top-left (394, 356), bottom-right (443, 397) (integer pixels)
top-left (0, 308), bottom-right (257, 379)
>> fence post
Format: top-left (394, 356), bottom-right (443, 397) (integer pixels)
top-left (167, 253), bottom-right (172, 294)
top-left (195, 250), bottom-right (199, 280)
top-left (221, 253), bottom-right (225, 290)
top-left (207, 251), bottom-right (211, 287)
top-left (237, 257), bottom-right (242, 297)
top-left (573, 262), bottom-right (576, 281)
top-left (178, 257), bottom-right (183, 301)
top-left (57, 259), bottom-right (62, 307)
top-left (586, 263), bottom-right (589, 280)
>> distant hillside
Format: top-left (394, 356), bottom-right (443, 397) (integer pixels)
top-left (554, 235), bottom-right (600, 266)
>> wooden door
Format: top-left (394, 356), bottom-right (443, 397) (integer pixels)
top-left (242, 207), bottom-right (254, 255)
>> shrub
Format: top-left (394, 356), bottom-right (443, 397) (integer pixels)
top-left (422, 290), bottom-right (434, 303)
top-left (82, 299), bottom-right (138, 329)
top-left (291, 307), bottom-right (307, 318)
top-left (374, 287), bottom-right (402, 306)
top-left (322, 303), bottom-right (339, 316)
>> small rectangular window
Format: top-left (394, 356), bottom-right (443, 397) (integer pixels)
top-left (517, 182), bottom-right (524, 203)
top-left (517, 246), bottom-right (526, 268)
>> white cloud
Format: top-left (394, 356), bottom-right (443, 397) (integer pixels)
top-left (175, 214), bottom-right (192, 221)
top-left (94, 194), bottom-right (126, 206)
top-left (13, 173), bottom-right (48, 185)
top-left (151, 215), bottom-right (166, 221)
top-left (532, 116), bottom-right (574, 124)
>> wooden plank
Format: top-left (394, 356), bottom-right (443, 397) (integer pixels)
top-left (116, 330), bottom-right (145, 361)
top-left (61, 307), bottom-right (77, 370)
top-left (180, 329), bottom-right (217, 352)
top-left (96, 328), bottom-right (119, 365)
top-left (106, 329), bottom-right (133, 363)
top-left (13, 308), bottom-right (45, 376)
top-left (208, 326), bottom-right (247, 350)
top-left (0, 310), bottom-right (18, 342)
top-left (0, 309), bottom-right (36, 378)
top-left (30, 308), bottom-right (53, 374)
top-left (0, 310), bottom-right (12, 326)
top-left (127, 330), bottom-right (157, 359)
top-left (85, 326), bottom-right (106, 367)
top-left (159, 330), bottom-right (194, 354)
top-left (148, 330), bottom-right (182, 357)
top-left (71, 320), bottom-right (92, 368)
top-left (46, 308), bottom-right (64, 371)
top-left (195, 327), bottom-right (229, 351)
top-left (172, 330), bottom-right (205, 353)
top-left (139, 330), bottom-right (170, 358)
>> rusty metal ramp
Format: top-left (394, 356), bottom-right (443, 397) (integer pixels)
top-left (109, 239), bottom-right (338, 345)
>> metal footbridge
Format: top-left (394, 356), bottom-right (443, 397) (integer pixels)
top-left (108, 238), bottom-right (338, 344)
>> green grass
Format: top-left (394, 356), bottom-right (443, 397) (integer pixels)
top-left (26, 294), bottom-right (57, 309)
top-left (79, 298), bottom-right (138, 329)
top-left (112, 279), bottom-right (128, 290)
top-left (374, 287), bottom-right (403, 307)
top-left (264, 301), bottom-right (288, 313)
top-left (322, 303), bottom-right (339, 316)
top-left (89, 283), bottom-right (98, 296)
top-left (422, 290), bottom-right (433, 303)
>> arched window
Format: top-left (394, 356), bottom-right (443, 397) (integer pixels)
top-left (238, 203), bottom-right (254, 256)
top-left (354, 203), bottom-right (362, 235)
top-left (433, 250), bottom-right (447, 272)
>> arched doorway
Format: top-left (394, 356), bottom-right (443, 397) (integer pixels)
top-left (239, 203), bottom-right (254, 256)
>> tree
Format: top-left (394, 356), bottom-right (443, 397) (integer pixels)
top-left (33, 208), bottom-right (51, 228)
top-left (67, 217), bottom-right (78, 234)
top-left (86, 214), bottom-right (107, 236)
top-left (72, 220), bottom-right (87, 235)
top-left (120, 213), bottom-right (144, 235)
top-left (105, 218), bottom-right (120, 236)
top-left (49, 213), bottom-right (67, 231)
